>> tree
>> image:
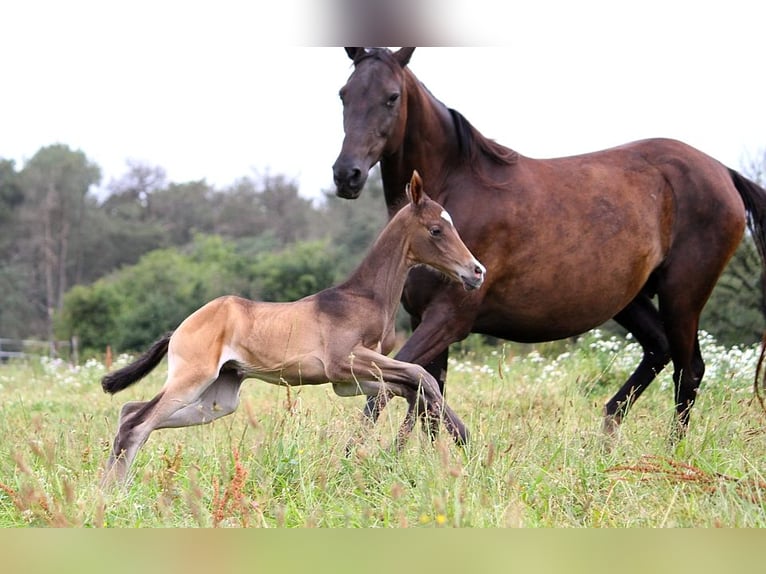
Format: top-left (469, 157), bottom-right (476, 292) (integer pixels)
top-left (102, 160), bottom-right (167, 221)
top-left (0, 159), bottom-right (23, 225)
top-left (147, 180), bottom-right (216, 245)
top-left (57, 235), bottom-right (251, 353)
top-left (249, 240), bottom-right (338, 302)
top-left (16, 145), bottom-right (100, 344)
top-left (214, 174), bottom-right (320, 246)
top-left (319, 168), bottom-right (387, 280)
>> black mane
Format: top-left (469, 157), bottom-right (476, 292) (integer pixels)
top-left (448, 108), bottom-right (519, 167)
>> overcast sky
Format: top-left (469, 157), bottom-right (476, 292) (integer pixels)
top-left (2, 2), bottom-right (764, 201)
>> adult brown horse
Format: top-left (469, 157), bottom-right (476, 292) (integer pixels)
top-left (332, 47), bottom-right (766, 436)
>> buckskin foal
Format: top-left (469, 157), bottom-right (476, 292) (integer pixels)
top-left (101, 171), bottom-right (485, 485)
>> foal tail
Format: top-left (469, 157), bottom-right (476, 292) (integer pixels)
top-left (101, 332), bottom-right (173, 394)
top-left (729, 169), bottom-right (766, 412)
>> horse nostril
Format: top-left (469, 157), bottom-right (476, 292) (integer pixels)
top-left (474, 265), bottom-right (484, 278)
top-left (332, 163), bottom-right (363, 187)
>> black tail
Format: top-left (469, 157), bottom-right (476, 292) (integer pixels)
top-left (729, 168), bottom-right (766, 266)
top-left (101, 332), bottom-right (173, 394)
top-left (729, 169), bottom-right (766, 413)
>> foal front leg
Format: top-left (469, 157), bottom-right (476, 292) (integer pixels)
top-left (340, 348), bottom-right (468, 449)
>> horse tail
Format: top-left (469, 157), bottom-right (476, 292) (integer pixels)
top-left (729, 169), bottom-right (766, 264)
top-left (101, 332), bottom-right (173, 394)
top-left (728, 168), bottom-right (766, 412)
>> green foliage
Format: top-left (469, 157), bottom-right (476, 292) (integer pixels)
top-left (55, 283), bottom-right (121, 353)
top-left (320, 167), bottom-right (387, 280)
top-left (0, 262), bottom-right (41, 338)
top-left (250, 240), bottom-right (337, 302)
top-left (701, 236), bottom-right (765, 347)
top-left (56, 234), bottom-right (347, 353)
top-left (56, 235), bottom-right (239, 353)
top-left (0, 158), bottom-right (23, 224)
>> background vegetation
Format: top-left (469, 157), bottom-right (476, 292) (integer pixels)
top-left (1, 145), bottom-right (387, 355)
top-left (2, 143), bottom-right (765, 356)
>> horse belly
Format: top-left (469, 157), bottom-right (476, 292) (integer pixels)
top-left (479, 236), bottom-right (662, 342)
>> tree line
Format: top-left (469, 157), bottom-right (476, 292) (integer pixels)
top-left (1, 143), bottom-right (764, 357)
top-left (0, 144), bottom-right (386, 355)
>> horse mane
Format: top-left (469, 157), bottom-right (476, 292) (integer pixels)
top-left (353, 47), bottom-right (520, 184)
top-left (448, 108), bottom-right (519, 167)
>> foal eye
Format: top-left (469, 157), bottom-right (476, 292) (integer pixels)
top-left (429, 226), bottom-right (442, 237)
top-left (386, 93), bottom-right (400, 107)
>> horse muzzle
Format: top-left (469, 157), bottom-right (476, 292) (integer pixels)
top-left (332, 159), bottom-right (368, 199)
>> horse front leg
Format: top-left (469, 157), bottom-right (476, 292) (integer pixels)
top-left (606, 294), bottom-right (671, 435)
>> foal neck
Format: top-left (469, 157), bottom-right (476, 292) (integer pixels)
top-left (341, 210), bottom-right (412, 312)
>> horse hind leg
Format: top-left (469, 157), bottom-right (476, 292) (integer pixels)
top-left (666, 324), bottom-right (705, 436)
top-left (604, 294), bottom-right (671, 434)
top-left (657, 270), bottom-right (718, 437)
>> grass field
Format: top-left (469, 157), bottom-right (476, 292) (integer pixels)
top-left (1, 329), bottom-right (765, 527)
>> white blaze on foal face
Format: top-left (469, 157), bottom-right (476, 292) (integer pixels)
top-left (440, 210), bottom-right (453, 225)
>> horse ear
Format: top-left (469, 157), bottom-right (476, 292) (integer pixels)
top-left (407, 170), bottom-right (425, 206)
top-left (345, 47), bottom-right (362, 60)
top-left (394, 47), bottom-right (415, 67)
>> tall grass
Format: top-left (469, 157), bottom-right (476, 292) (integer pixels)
top-left (0, 330), bottom-right (764, 527)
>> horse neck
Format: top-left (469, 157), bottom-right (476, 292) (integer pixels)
top-left (341, 212), bottom-right (412, 313)
top-left (380, 73), bottom-right (458, 213)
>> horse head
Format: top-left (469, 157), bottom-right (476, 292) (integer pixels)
top-left (333, 47), bottom-right (415, 199)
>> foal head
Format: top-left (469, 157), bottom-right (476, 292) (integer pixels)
top-left (400, 171), bottom-right (485, 290)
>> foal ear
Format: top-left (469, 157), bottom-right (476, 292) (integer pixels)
top-left (394, 47), bottom-right (415, 67)
top-left (406, 170), bottom-right (425, 206)
top-left (345, 47), bottom-right (362, 60)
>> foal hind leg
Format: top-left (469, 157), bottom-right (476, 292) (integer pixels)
top-left (152, 368), bottom-right (243, 429)
top-left (605, 294), bottom-right (671, 434)
top-left (103, 369), bottom-right (242, 486)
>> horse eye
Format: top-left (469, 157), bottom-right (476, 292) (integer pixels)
top-left (386, 93), bottom-right (400, 107)
top-left (429, 226), bottom-right (442, 237)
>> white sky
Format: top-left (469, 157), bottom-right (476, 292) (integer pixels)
top-left (2, 2), bottom-right (764, 201)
